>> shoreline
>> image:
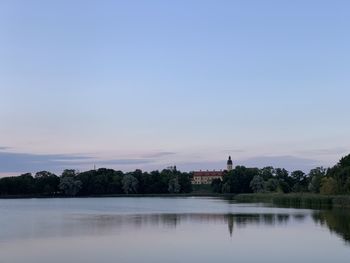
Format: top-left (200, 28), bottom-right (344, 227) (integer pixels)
top-left (0, 193), bottom-right (235, 199)
top-left (0, 193), bottom-right (350, 209)
top-left (234, 193), bottom-right (350, 209)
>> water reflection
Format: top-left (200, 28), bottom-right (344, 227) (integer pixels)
top-left (1, 198), bottom-right (350, 251)
top-left (0, 212), bottom-right (310, 242)
top-left (59, 212), bottom-right (305, 238)
top-left (66, 211), bottom-right (350, 243)
top-left (225, 213), bottom-right (292, 236)
top-left (313, 210), bottom-right (350, 244)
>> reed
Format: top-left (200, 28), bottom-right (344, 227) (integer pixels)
top-left (234, 193), bottom-right (350, 209)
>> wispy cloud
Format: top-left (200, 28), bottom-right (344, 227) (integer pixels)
top-left (0, 150), bottom-right (160, 175)
top-left (221, 149), bottom-right (245, 154)
top-left (0, 147), bottom-right (338, 175)
top-left (0, 151), bottom-right (93, 173)
top-left (141, 151), bottom-right (176, 158)
top-left (0, 146), bottom-right (10, 150)
top-left (297, 147), bottom-right (348, 156)
top-left (177, 155), bottom-right (325, 173)
top-left (177, 160), bottom-right (227, 172)
top-left (239, 155), bottom-right (321, 172)
top-left (95, 159), bottom-right (154, 165)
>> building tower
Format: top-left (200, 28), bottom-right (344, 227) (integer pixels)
top-left (227, 156), bottom-right (233, 171)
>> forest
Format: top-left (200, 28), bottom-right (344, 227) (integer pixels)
top-left (0, 154), bottom-right (349, 197)
top-left (213, 154), bottom-right (350, 195)
top-left (0, 167), bottom-right (192, 196)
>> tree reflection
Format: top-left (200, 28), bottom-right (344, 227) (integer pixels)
top-left (57, 212), bottom-right (303, 239)
top-left (106, 213), bottom-right (298, 237)
top-left (313, 210), bottom-right (350, 244)
top-left (3, 211), bottom-right (314, 242)
top-left (225, 213), bottom-right (291, 236)
top-left (65, 211), bottom-right (350, 242)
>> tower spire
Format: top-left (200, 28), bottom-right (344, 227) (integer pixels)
top-left (227, 156), bottom-right (233, 171)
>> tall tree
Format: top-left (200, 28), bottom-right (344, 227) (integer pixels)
top-left (308, 167), bottom-right (326, 193)
top-left (250, 175), bottom-right (265, 193)
top-left (59, 177), bottom-right (82, 196)
top-left (122, 174), bottom-right (139, 194)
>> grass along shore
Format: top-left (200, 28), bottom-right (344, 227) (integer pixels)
top-left (234, 193), bottom-right (350, 209)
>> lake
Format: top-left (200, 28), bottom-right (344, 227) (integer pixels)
top-left (0, 197), bottom-right (349, 263)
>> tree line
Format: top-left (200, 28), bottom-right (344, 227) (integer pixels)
top-left (212, 154), bottom-right (350, 195)
top-left (0, 167), bottom-right (192, 197)
top-left (0, 154), bottom-right (349, 197)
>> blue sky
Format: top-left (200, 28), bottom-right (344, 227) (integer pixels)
top-left (0, 0), bottom-right (349, 175)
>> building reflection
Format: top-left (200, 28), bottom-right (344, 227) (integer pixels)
top-left (225, 213), bottom-right (292, 236)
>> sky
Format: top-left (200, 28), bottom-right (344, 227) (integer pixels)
top-left (1, 0), bottom-right (350, 175)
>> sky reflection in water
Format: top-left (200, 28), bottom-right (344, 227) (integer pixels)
top-left (0, 197), bottom-right (349, 263)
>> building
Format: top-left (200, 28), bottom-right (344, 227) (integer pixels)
top-left (191, 170), bottom-right (223, 185)
top-left (227, 156), bottom-right (233, 171)
top-left (191, 156), bottom-right (233, 185)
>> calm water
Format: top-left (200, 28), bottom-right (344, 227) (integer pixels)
top-left (0, 197), bottom-right (350, 263)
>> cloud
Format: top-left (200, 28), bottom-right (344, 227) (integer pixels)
top-left (176, 155), bottom-right (324, 173)
top-left (0, 150), bottom-right (159, 175)
top-left (141, 151), bottom-right (176, 158)
top-left (297, 147), bottom-right (348, 156)
top-left (239, 155), bottom-right (321, 172)
top-left (177, 160), bottom-right (227, 172)
top-left (0, 151), bottom-right (93, 174)
top-left (221, 149), bottom-right (245, 154)
top-left (94, 159), bottom-right (154, 165)
top-left (0, 148), bottom-right (333, 175)
top-left (0, 146), bottom-right (9, 150)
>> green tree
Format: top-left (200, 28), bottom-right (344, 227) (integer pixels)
top-left (178, 172), bottom-right (192, 193)
top-left (61, 169), bottom-right (77, 178)
top-left (222, 166), bottom-right (258, 193)
top-left (122, 174), bottom-right (139, 194)
top-left (326, 154), bottom-right (350, 193)
top-left (259, 167), bottom-right (275, 180)
top-left (291, 170), bottom-right (308, 192)
top-left (249, 175), bottom-right (265, 193)
top-left (308, 167), bottom-right (325, 193)
top-left (34, 171), bottom-right (59, 195)
top-left (339, 155), bottom-right (350, 167)
top-left (320, 177), bottom-right (338, 195)
top-left (211, 178), bottom-right (222, 193)
top-left (222, 182), bottom-right (231, 193)
top-left (59, 177), bottom-right (82, 196)
top-left (168, 177), bottom-right (181, 193)
top-left (16, 173), bottom-right (35, 194)
top-left (265, 178), bottom-right (279, 192)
